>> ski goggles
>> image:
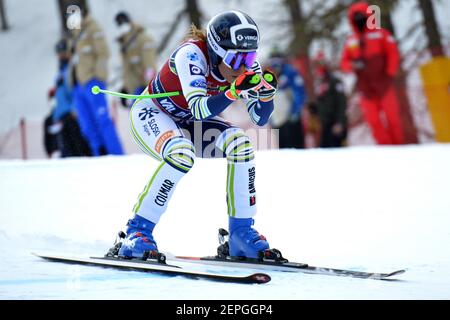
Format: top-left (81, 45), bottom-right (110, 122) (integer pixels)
top-left (222, 50), bottom-right (257, 71)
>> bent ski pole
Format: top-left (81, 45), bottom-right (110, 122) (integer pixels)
top-left (91, 85), bottom-right (181, 100)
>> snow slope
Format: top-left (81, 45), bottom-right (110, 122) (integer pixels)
top-left (1, 144), bottom-right (450, 299)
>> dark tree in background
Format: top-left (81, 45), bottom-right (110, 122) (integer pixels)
top-left (0, 0), bottom-right (9, 31)
top-left (283, 0), bottom-right (351, 100)
top-left (417, 0), bottom-right (444, 57)
top-left (57, 0), bottom-right (88, 35)
top-left (186, 0), bottom-right (202, 29)
top-left (283, 0), bottom-right (314, 99)
top-left (157, 0), bottom-right (202, 54)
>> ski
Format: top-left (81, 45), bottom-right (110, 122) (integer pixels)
top-left (172, 255), bottom-right (405, 280)
top-left (32, 253), bottom-right (271, 285)
top-left (169, 228), bottom-right (405, 280)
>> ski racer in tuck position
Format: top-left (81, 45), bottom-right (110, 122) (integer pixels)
top-left (118, 10), bottom-right (279, 261)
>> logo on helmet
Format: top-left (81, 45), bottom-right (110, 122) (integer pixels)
top-left (236, 34), bottom-right (258, 42)
top-left (210, 26), bottom-right (221, 42)
top-left (207, 32), bottom-right (219, 52)
top-left (234, 32), bottom-right (258, 48)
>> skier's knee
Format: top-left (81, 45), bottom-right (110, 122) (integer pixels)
top-left (222, 130), bottom-right (255, 163)
top-left (162, 136), bottom-right (195, 173)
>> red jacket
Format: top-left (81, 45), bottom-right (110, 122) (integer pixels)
top-left (340, 2), bottom-right (400, 95)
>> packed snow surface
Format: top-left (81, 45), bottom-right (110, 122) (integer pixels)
top-left (1, 144), bottom-right (449, 299)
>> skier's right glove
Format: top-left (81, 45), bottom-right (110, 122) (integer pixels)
top-left (225, 71), bottom-right (263, 100)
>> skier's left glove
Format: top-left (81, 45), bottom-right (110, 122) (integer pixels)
top-left (258, 69), bottom-right (278, 102)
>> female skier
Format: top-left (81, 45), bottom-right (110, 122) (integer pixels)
top-left (118, 10), bottom-right (278, 260)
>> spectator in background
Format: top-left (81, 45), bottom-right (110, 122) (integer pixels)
top-left (313, 52), bottom-right (348, 148)
top-left (44, 40), bottom-right (91, 158)
top-left (302, 102), bottom-right (321, 148)
top-left (340, 1), bottom-right (403, 145)
top-left (44, 88), bottom-right (59, 158)
top-left (69, 7), bottom-right (124, 156)
top-left (115, 12), bottom-right (157, 107)
top-left (267, 52), bottom-right (306, 149)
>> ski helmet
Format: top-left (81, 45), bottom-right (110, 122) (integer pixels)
top-left (206, 11), bottom-right (260, 70)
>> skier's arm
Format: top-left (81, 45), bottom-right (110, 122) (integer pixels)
top-left (173, 44), bottom-right (235, 120)
top-left (174, 44), bottom-right (264, 120)
top-left (247, 99), bottom-right (274, 126)
top-left (246, 69), bottom-right (277, 126)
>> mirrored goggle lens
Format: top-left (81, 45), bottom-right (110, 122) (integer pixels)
top-left (223, 51), bottom-right (257, 70)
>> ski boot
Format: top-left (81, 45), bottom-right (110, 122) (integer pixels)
top-left (228, 217), bottom-right (270, 259)
top-left (117, 214), bottom-right (159, 260)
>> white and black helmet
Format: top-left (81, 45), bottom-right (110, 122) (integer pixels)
top-left (206, 11), bottom-right (260, 70)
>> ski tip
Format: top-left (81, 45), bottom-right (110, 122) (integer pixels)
top-left (249, 273), bottom-right (271, 284)
top-left (31, 252), bottom-right (46, 259)
top-left (373, 269), bottom-right (406, 280)
top-left (387, 269), bottom-right (406, 277)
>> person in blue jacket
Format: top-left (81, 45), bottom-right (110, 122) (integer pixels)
top-left (53, 40), bottom-right (74, 123)
top-left (45, 39), bottom-right (91, 158)
top-left (69, 7), bottom-right (124, 156)
top-left (267, 52), bottom-right (306, 148)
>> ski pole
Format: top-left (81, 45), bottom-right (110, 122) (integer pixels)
top-left (91, 85), bottom-right (181, 100)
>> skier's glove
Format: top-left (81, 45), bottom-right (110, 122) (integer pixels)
top-left (226, 71), bottom-right (263, 100)
top-left (258, 69), bottom-right (278, 102)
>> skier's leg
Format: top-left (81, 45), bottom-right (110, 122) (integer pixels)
top-left (179, 118), bottom-right (268, 258)
top-left (119, 96), bottom-right (195, 258)
top-left (131, 135), bottom-right (195, 224)
top-left (179, 118), bottom-right (259, 219)
top-left (205, 122), bottom-right (269, 258)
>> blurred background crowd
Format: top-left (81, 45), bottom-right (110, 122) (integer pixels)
top-left (0, 0), bottom-right (449, 159)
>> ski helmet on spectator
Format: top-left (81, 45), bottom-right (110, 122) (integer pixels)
top-left (206, 11), bottom-right (259, 71)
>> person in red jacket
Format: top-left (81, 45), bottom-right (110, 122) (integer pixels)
top-left (341, 1), bottom-right (404, 145)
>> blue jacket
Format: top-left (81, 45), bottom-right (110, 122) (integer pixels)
top-left (52, 63), bottom-right (74, 121)
top-left (278, 63), bottom-right (306, 118)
